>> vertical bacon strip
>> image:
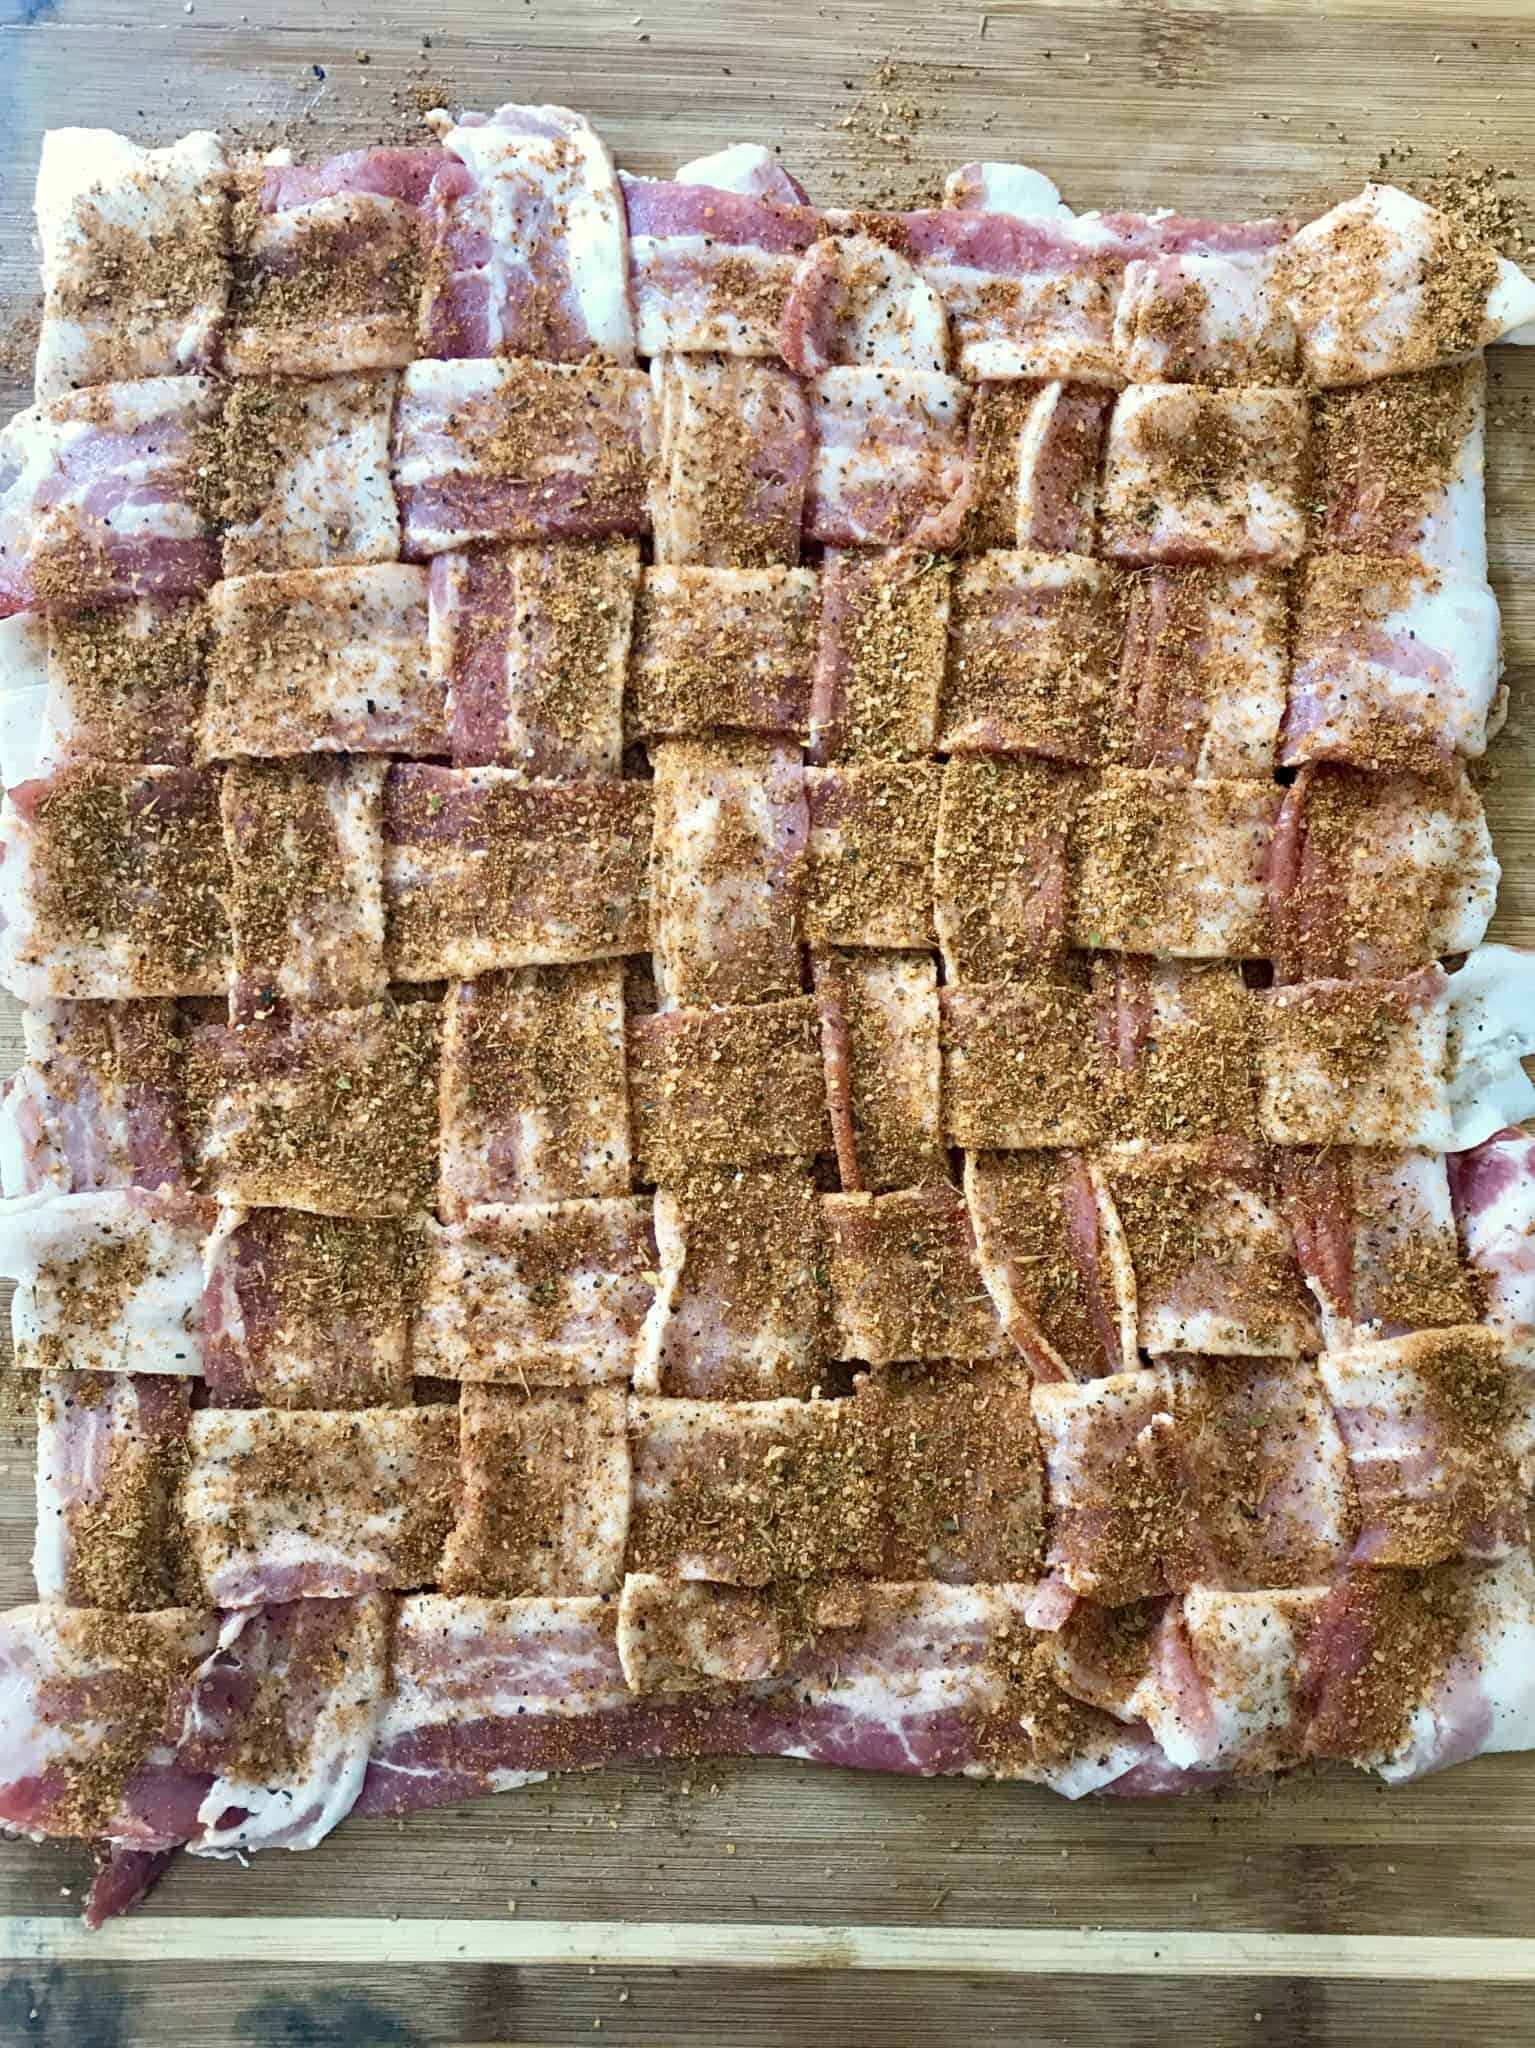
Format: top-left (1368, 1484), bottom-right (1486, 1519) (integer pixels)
top-left (34, 1372), bottom-right (194, 1609)
top-left (649, 354), bottom-right (812, 567)
top-left (1, 998), bottom-right (187, 1198)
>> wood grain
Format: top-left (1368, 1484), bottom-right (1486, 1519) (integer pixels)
top-left (4, 2), bottom-right (1535, 2040)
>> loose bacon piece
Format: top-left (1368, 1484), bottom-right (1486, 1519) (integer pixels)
top-left (649, 354), bottom-right (812, 567)
top-left (202, 1207), bottom-right (417, 1409)
top-left (1068, 769), bottom-right (1279, 960)
top-left (627, 997), bottom-right (830, 1181)
top-left (1442, 945), bottom-right (1535, 1152)
top-left (648, 736), bottom-right (806, 1009)
top-left (392, 358), bottom-right (655, 559)
top-left (965, 1150), bottom-right (1135, 1383)
top-left (1257, 966), bottom-right (1452, 1149)
top-left (1318, 1325), bottom-right (1524, 1569)
top-left (939, 550), bottom-right (1126, 764)
top-left (825, 1184), bottom-right (1006, 1364)
top-left (183, 1404), bottom-right (459, 1606)
top-left (192, 999), bottom-right (440, 1218)
top-left (621, 173), bottom-right (819, 358)
top-left (0, 1188), bottom-right (212, 1378)
top-left (180, 1593), bottom-right (389, 1856)
top-left (1103, 1142), bottom-right (1321, 1358)
top-left (0, 763), bottom-right (232, 1001)
top-left (934, 754), bottom-right (1085, 984)
top-left (1099, 384), bottom-right (1310, 567)
top-left (34, 1372), bottom-right (195, 1608)
top-left (439, 964), bottom-right (630, 1215)
top-left (33, 128), bottom-right (229, 402)
top-left (0, 375), bottom-right (221, 618)
top-left (38, 598), bottom-right (209, 769)
top-left (221, 758), bottom-right (388, 1020)
top-left (412, 1200), bottom-right (656, 1388)
top-left (637, 1165), bottom-right (829, 1399)
top-left (815, 951), bottom-right (944, 1193)
top-left (1113, 251), bottom-right (1296, 385)
top-left (942, 161), bottom-right (1070, 215)
top-left (806, 548), bottom-right (949, 763)
top-left (383, 765), bottom-right (652, 983)
top-left (1282, 556), bottom-right (1502, 772)
top-left (1311, 361), bottom-right (1487, 578)
top-left (805, 368), bottom-right (969, 548)
top-left (0, 998), bottom-right (187, 1199)
top-left (1278, 183), bottom-right (1535, 386)
top-left (1093, 958), bottom-right (1259, 1145)
top-left (941, 981), bottom-right (1109, 1150)
top-left (432, 540), bottom-right (638, 772)
top-left (216, 373), bottom-right (402, 577)
top-left (421, 105), bottom-right (632, 362)
top-left (804, 761), bottom-right (940, 949)
top-left (1269, 765), bottom-right (1497, 984)
top-left (1117, 566), bottom-right (1288, 777)
top-left (201, 565), bottom-right (443, 760)
top-left (780, 233), bottom-right (950, 375)
top-left (439, 1384), bottom-right (630, 1596)
top-left (629, 566), bottom-right (819, 741)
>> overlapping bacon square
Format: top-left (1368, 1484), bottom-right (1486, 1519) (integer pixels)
top-left (213, 374), bottom-right (402, 578)
top-left (803, 761), bottom-right (940, 950)
top-left (804, 368), bottom-right (969, 548)
top-left (1099, 384), bottom-right (1310, 567)
top-left (621, 170), bottom-right (818, 359)
top-left (806, 548), bottom-right (949, 763)
top-left (934, 754), bottom-right (1085, 984)
top-left (940, 980), bottom-right (1108, 1150)
top-left (0, 997), bottom-right (188, 1199)
top-left (815, 950), bottom-right (945, 1193)
top-left (32, 598), bottom-right (209, 770)
top-left (650, 354), bottom-right (811, 567)
top-left (629, 565), bottom-right (819, 742)
top-left (1117, 565), bottom-right (1288, 777)
top-left (626, 996), bottom-right (830, 1182)
top-left (824, 1183), bottom-right (1005, 1364)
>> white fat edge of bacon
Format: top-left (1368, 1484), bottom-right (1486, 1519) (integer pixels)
top-left (0, 614), bottom-right (52, 786)
top-left (1376, 1549), bottom-right (1535, 1781)
top-left (782, 235), bottom-right (950, 375)
top-left (942, 162), bottom-right (1071, 218)
top-left (1113, 251), bottom-right (1295, 385)
top-left (1013, 384), bottom-right (1102, 554)
top-left (808, 366), bottom-right (968, 539)
top-left (222, 373), bottom-right (402, 575)
top-left (632, 1191), bottom-right (682, 1398)
top-left (672, 144), bottom-right (807, 204)
top-left (0, 1189), bottom-right (208, 1377)
top-left (1419, 359), bottom-right (1489, 582)
top-left (186, 1595), bottom-right (390, 1857)
top-left (429, 104), bottom-right (635, 361)
top-left (1176, 1585), bottom-right (1327, 1769)
top-left (1444, 945), bottom-right (1535, 1149)
top-left (1322, 567), bottom-right (1502, 757)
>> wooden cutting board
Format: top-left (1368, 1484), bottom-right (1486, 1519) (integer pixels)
top-left (4, 2), bottom-right (1535, 2040)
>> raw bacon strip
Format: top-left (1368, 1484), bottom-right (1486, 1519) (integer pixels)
top-left (34, 1372), bottom-right (195, 1609)
top-left (201, 565), bottom-right (442, 760)
top-left (621, 173), bottom-right (819, 358)
top-left (953, 382), bottom-right (1033, 553)
top-left (202, 1208), bottom-right (418, 1409)
top-left (431, 540), bottom-right (638, 773)
top-left (33, 128), bottom-right (229, 402)
top-left (225, 146), bottom-right (436, 376)
top-left (939, 551), bottom-right (1126, 764)
top-left (392, 358), bottom-right (655, 559)
top-left (1113, 251), bottom-right (1296, 385)
top-left (1103, 1142), bottom-right (1320, 1358)
top-left (964, 1150), bottom-right (1136, 1383)
top-left (636, 1165), bottom-right (829, 1400)
top-left (627, 1394), bottom-right (881, 1584)
top-left (780, 234), bottom-right (949, 375)
top-left (825, 1184), bottom-right (1006, 1364)
top-left (412, 1201), bottom-right (656, 1388)
top-left (648, 737), bottom-right (806, 1009)
top-left (1099, 384), bottom-right (1310, 567)
top-left (804, 762), bottom-right (940, 950)
top-left (815, 951), bottom-right (944, 1193)
top-left (438, 964), bottom-right (630, 1215)
top-left (0, 998), bottom-right (188, 1198)
top-left (629, 566), bottom-right (819, 740)
top-left (1318, 1325), bottom-right (1524, 1568)
top-left (0, 1189), bottom-right (212, 1378)
top-left (1451, 1129), bottom-right (1535, 1369)
top-left (671, 145), bottom-right (809, 206)
top-left (180, 1593), bottom-right (389, 1855)
top-left (1164, 1586), bottom-right (1325, 1771)
top-left (438, 1384), bottom-right (630, 1596)
top-left (1282, 556), bottom-right (1502, 771)
top-left (1443, 945), bottom-right (1535, 1151)
top-left (1257, 966), bottom-right (1452, 1149)
top-left (1269, 765), bottom-right (1497, 983)
top-left (804, 368), bottom-right (969, 548)
top-left (1312, 361), bottom-right (1487, 579)
top-left (1117, 566), bottom-right (1288, 777)
top-left (942, 162), bottom-right (1070, 215)
top-left (383, 766), bottom-right (652, 983)
top-left (0, 374), bottom-right (221, 618)
top-left (806, 549), bottom-right (949, 763)
top-left (1032, 1370), bottom-right (1191, 1605)
top-left (39, 598), bottom-right (209, 769)
top-left (649, 354), bottom-right (811, 567)
top-left (421, 105), bottom-right (632, 362)
top-left (1068, 769), bottom-right (1279, 960)
top-left (192, 999), bottom-right (440, 1219)
top-left (626, 998), bottom-right (830, 1181)
top-left (214, 373), bottom-right (401, 577)
top-left (182, 1404), bottom-right (459, 1606)
top-left (1278, 183), bottom-right (1535, 386)
top-left (221, 758), bottom-right (388, 1021)
top-left (934, 755), bottom-right (1085, 984)
top-left (0, 612), bottom-right (50, 786)
top-left (1093, 959), bottom-right (1259, 1145)
top-left (956, 382), bottom-right (1110, 556)
top-left (941, 981), bottom-right (1109, 1150)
